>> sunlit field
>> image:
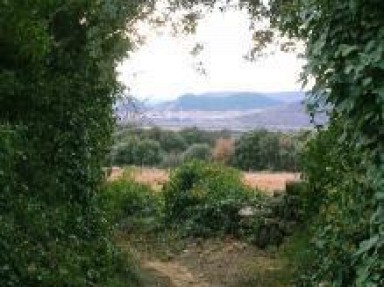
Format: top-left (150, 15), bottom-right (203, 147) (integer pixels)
top-left (108, 166), bottom-right (300, 194)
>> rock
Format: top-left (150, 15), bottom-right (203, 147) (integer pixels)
top-left (238, 206), bottom-right (256, 217)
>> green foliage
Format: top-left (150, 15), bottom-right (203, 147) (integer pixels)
top-left (112, 136), bottom-right (164, 166)
top-left (162, 161), bottom-right (307, 247)
top-left (269, 1), bottom-right (384, 285)
top-left (0, 127), bottom-right (142, 286)
top-left (163, 161), bottom-right (263, 237)
top-left (101, 179), bottom-right (162, 228)
top-left (0, 199), bottom-right (142, 287)
top-left (3, 0), bottom-right (383, 286)
top-left (156, 130), bottom-right (188, 153)
top-left (293, 119), bottom-right (381, 286)
top-left (111, 126), bottom-right (305, 171)
top-left (165, 7), bottom-right (383, 283)
top-left (232, 129), bottom-right (303, 171)
top-left (0, 0), bottom-right (147, 285)
top-left (111, 126), bottom-right (234, 167)
top-left (161, 152), bottom-right (185, 168)
top-left (182, 143), bottom-right (211, 162)
top-left (178, 127), bottom-right (222, 146)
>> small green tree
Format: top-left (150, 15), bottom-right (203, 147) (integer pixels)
top-left (113, 137), bottom-right (163, 166)
top-left (232, 130), bottom-right (301, 171)
top-left (183, 143), bottom-right (211, 162)
top-left (136, 139), bottom-right (163, 166)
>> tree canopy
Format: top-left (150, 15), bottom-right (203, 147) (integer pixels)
top-left (1, 1), bottom-right (148, 286)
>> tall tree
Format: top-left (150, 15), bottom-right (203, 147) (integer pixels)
top-left (0, 1), bottom-right (148, 286)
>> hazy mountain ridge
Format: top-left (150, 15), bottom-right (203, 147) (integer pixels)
top-left (152, 91), bottom-right (304, 111)
top-left (116, 91), bottom-right (325, 131)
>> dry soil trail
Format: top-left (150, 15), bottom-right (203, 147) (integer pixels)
top-left (144, 260), bottom-right (211, 287)
top-left (137, 238), bottom-right (289, 287)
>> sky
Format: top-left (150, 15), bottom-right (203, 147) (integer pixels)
top-left (118, 7), bottom-right (305, 101)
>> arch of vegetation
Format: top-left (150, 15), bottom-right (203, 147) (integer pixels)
top-left (0, 0), bottom-right (382, 286)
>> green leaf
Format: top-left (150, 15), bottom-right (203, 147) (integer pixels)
top-left (355, 235), bottom-right (379, 256)
top-left (339, 44), bottom-right (358, 57)
top-left (375, 191), bottom-right (384, 201)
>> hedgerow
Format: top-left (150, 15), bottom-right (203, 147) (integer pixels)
top-left (0, 1), bottom-right (147, 286)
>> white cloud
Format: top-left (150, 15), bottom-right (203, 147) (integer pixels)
top-left (118, 8), bottom-right (305, 101)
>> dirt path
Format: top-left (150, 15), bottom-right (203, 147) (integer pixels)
top-left (144, 260), bottom-right (210, 287)
top-left (134, 237), bottom-right (290, 287)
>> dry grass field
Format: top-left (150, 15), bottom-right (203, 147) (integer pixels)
top-left (242, 172), bottom-right (301, 195)
top-left (108, 166), bottom-right (300, 193)
top-left (130, 168), bottom-right (169, 191)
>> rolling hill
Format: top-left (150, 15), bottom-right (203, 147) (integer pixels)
top-left (116, 91), bottom-right (324, 131)
top-left (152, 92), bottom-right (294, 111)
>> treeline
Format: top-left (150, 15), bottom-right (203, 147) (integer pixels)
top-left (109, 126), bottom-right (230, 167)
top-left (109, 126), bottom-right (308, 171)
top-left (232, 129), bottom-right (306, 171)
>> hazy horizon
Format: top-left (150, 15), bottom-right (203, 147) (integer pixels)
top-left (137, 90), bottom-right (304, 104)
top-left (118, 6), bottom-right (305, 101)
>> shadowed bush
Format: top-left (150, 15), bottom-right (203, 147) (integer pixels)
top-left (163, 161), bottom-right (264, 237)
top-left (101, 179), bottom-right (163, 234)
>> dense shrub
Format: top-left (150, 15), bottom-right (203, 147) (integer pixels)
top-left (111, 127), bottom-right (237, 167)
top-left (0, 127), bottom-right (143, 287)
top-left (163, 161), bottom-right (263, 237)
top-left (112, 137), bottom-right (164, 166)
top-left (178, 127), bottom-right (219, 146)
top-left (101, 179), bottom-right (162, 225)
top-left (111, 127), bottom-right (306, 171)
top-left (232, 130), bottom-right (303, 171)
top-left (157, 131), bottom-right (187, 153)
top-left (0, 0), bottom-right (147, 285)
top-left (294, 119), bottom-right (378, 286)
top-left (161, 152), bottom-right (184, 168)
top-left (182, 143), bottom-right (211, 162)
top-left (0, 200), bottom-right (142, 287)
top-left (272, 1), bottom-right (384, 285)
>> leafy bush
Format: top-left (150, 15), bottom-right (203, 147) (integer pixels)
top-left (112, 137), bottom-right (164, 166)
top-left (101, 179), bottom-right (162, 233)
top-left (111, 127), bottom-right (234, 168)
top-left (232, 130), bottom-right (303, 171)
top-left (273, 1), bottom-right (384, 285)
top-left (163, 161), bottom-right (263, 237)
top-left (294, 120), bottom-right (380, 286)
top-left (157, 130), bottom-right (187, 153)
top-left (161, 152), bottom-right (184, 168)
top-left (277, 181), bottom-right (311, 222)
top-left (182, 143), bottom-right (211, 162)
top-left (0, 200), bottom-right (142, 287)
top-left (0, 128), bottom-right (142, 287)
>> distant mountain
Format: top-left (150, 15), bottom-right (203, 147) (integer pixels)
top-left (115, 91), bottom-right (322, 131)
top-left (154, 92), bottom-right (283, 111)
top-left (232, 101), bottom-right (314, 130)
top-left (262, 91), bottom-right (305, 103)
